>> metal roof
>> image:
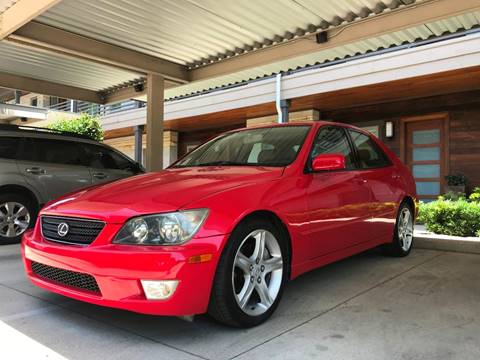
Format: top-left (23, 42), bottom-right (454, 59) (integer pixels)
top-left (0, 41), bottom-right (143, 91)
top-left (37, 0), bottom-right (421, 67)
top-left (163, 11), bottom-right (480, 100)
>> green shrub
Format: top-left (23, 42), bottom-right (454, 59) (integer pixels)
top-left (418, 198), bottom-right (480, 237)
top-left (469, 187), bottom-right (480, 202)
top-left (48, 113), bottom-right (104, 141)
top-left (442, 191), bottom-right (466, 201)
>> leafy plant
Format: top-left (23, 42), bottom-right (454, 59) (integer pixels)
top-left (469, 187), bottom-right (480, 202)
top-left (48, 113), bottom-right (104, 141)
top-left (418, 198), bottom-right (480, 237)
top-left (441, 191), bottom-right (466, 201)
top-left (444, 173), bottom-right (467, 186)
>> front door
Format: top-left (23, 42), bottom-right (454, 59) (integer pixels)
top-left (405, 116), bottom-right (446, 202)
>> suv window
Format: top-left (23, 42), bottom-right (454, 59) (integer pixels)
top-left (309, 126), bottom-right (355, 169)
top-left (348, 130), bottom-right (391, 169)
top-left (0, 137), bottom-right (20, 159)
top-left (28, 138), bottom-right (84, 166)
top-left (82, 143), bottom-right (133, 170)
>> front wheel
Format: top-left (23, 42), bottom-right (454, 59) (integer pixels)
top-left (383, 202), bottom-right (414, 257)
top-left (0, 193), bottom-right (37, 245)
top-left (208, 217), bottom-right (288, 327)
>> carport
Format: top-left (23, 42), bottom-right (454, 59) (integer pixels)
top-left (1, 0), bottom-right (479, 172)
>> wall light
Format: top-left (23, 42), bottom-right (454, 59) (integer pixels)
top-left (385, 121), bottom-right (394, 138)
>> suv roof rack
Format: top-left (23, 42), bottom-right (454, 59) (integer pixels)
top-left (0, 123), bottom-right (94, 141)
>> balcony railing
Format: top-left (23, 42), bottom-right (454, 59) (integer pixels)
top-left (48, 100), bottom-right (145, 117)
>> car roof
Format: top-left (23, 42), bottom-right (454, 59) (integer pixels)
top-left (0, 124), bottom-right (101, 145)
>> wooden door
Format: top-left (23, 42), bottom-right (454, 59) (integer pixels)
top-left (405, 117), bottom-right (447, 202)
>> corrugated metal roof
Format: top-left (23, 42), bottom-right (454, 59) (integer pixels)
top-left (37, 0), bottom-right (421, 67)
top-left (163, 11), bottom-right (480, 100)
top-left (0, 0), bottom-right (17, 13)
top-left (0, 41), bottom-right (143, 92)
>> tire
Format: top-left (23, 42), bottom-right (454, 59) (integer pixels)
top-left (208, 216), bottom-right (289, 327)
top-left (383, 202), bottom-right (414, 257)
top-left (0, 193), bottom-right (37, 245)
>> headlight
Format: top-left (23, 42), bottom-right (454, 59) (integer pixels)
top-left (113, 209), bottom-right (209, 245)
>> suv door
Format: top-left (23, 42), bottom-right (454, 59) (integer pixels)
top-left (346, 129), bottom-right (398, 239)
top-left (18, 137), bottom-right (92, 201)
top-left (305, 126), bottom-right (373, 258)
top-left (81, 143), bottom-right (140, 185)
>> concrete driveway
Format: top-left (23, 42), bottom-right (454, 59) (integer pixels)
top-left (1, 244), bottom-right (479, 360)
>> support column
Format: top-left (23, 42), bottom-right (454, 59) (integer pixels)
top-left (134, 125), bottom-right (144, 164)
top-left (145, 73), bottom-right (164, 171)
top-left (163, 130), bottom-right (178, 167)
top-left (14, 90), bottom-right (21, 104)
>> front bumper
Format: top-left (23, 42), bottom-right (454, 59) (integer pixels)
top-left (22, 227), bottom-right (226, 316)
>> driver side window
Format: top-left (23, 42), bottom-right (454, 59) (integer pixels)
top-left (310, 127), bottom-right (355, 169)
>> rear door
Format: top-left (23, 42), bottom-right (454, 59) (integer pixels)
top-left (81, 143), bottom-right (139, 185)
top-left (18, 137), bottom-right (92, 201)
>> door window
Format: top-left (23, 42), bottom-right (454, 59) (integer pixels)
top-left (309, 126), bottom-right (355, 169)
top-left (348, 130), bottom-right (391, 169)
top-left (29, 138), bottom-right (84, 166)
top-left (0, 137), bottom-right (20, 159)
top-left (82, 143), bottom-right (134, 170)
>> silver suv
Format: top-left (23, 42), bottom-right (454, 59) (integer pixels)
top-left (0, 124), bottom-right (144, 244)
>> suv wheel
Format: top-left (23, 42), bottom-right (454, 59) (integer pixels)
top-left (0, 193), bottom-right (37, 245)
top-left (208, 217), bottom-right (288, 327)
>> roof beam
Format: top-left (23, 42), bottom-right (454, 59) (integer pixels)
top-left (0, 71), bottom-right (103, 103)
top-left (189, 0), bottom-right (480, 81)
top-left (9, 22), bottom-right (189, 83)
top-left (0, 0), bottom-right (61, 39)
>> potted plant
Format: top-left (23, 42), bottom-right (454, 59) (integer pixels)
top-left (444, 173), bottom-right (467, 194)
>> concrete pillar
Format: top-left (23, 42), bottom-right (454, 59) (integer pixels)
top-left (134, 125), bottom-right (144, 164)
top-left (145, 73), bottom-right (164, 171)
top-left (163, 130), bottom-right (178, 167)
top-left (246, 109), bottom-right (320, 127)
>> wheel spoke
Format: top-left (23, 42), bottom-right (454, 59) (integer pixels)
top-left (14, 206), bottom-right (27, 218)
top-left (14, 219), bottom-right (29, 230)
top-left (252, 231), bottom-right (266, 262)
top-left (237, 279), bottom-right (255, 309)
top-left (255, 281), bottom-right (273, 309)
top-left (6, 223), bottom-right (16, 237)
top-left (263, 256), bottom-right (283, 274)
top-left (5, 202), bottom-right (15, 216)
top-left (235, 252), bottom-right (251, 274)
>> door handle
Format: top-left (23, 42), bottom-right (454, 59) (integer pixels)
top-left (25, 167), bottom-right (46, 175)
top-left (93, 172), bottom-right (107, 179)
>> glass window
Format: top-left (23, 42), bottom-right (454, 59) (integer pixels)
top-left (82, 143), bottom-right (134, 170)
top-left (413, 129), bottom-right (440, 145)
top-left (31, 138), bottom-right (84, 165)
top-left (416, 181), bottom-right (440, 196)
top-left (310, 127), bottom-right (355, 169)
top-left (173, 126), bottom-right (310, 168)
top-left (0, 137), bottom-right (20, 159)
top-left (348, 130), bottom-right (391, 169)
top-left (413, 147), bottom-right (440, 162)
top-left (413, 164), bottom-right (440, 178)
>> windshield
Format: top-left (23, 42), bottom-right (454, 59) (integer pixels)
top-left (172, 126), bottom-right (311, 168)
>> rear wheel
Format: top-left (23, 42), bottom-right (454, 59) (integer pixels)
top-left (0, 193), bottom-right (37, 245)
top-left (208, 217), bottom-right (288, 327)
top-left (383, 202), bottom-right (414, 257)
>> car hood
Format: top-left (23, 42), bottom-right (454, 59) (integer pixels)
top-left (42, 166), bottom-right (283, 223)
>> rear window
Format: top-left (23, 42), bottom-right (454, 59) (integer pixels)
top-left (0, 137), bottom-right (20, 159)
top-left (29, 138), bottom-right (85, 166)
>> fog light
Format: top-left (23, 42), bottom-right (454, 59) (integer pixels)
top-left (141, 280), bottom-right (178, 300)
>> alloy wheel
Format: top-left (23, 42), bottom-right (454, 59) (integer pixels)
top-left (232, 229), bottom-right (283, 316)
top-left (0, 202), bottom-right (30, 238)
top-left (398, 207), bottom-right (413, 251)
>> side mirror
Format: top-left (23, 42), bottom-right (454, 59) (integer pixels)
top-left (311, 154), bottom-right (346, 172)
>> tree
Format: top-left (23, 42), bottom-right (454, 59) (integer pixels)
top-left (48, 113), bottom-right (104, 141)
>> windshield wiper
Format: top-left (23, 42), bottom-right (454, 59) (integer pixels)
top-left (196, 161), bottom-right (248, 167)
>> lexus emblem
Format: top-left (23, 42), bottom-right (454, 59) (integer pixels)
top-left (57, 222), bottom-right (69, 237)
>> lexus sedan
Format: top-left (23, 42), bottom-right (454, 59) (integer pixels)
top-left (22, 122), bottom-right (416, 327)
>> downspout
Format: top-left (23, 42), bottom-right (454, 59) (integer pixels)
top-left (275, 73), bottom-right (283, 123)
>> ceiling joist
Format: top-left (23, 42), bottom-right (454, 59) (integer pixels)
top-left (0, 0), bottom-right (61, 39)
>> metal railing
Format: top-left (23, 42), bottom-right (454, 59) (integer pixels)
top-left (48, 100), bottom-right (146, 117)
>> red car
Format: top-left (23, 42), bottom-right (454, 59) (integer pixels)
top-left (22, 122), bottom-right (416, 327)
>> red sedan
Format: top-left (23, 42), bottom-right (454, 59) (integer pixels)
top-left (22, 122), bottom-right (416, 327)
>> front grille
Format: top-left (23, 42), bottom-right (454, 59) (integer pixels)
top-left (41, 216), bottom-right (105, 245)
top-left (31, 261), bottom-right (101, 295)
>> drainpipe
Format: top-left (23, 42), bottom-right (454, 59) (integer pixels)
top-left (275, 73), bottom-right (290, 123)
top-left (14, 90), bottom-right (21, 104)
top-left (134, 125), bottom-right (144, 164)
